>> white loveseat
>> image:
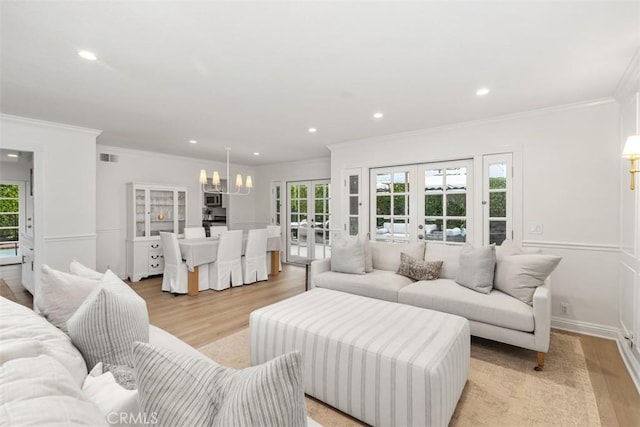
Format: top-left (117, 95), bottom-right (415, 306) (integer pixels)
top-left (310, 241), bottom-right (553, 370)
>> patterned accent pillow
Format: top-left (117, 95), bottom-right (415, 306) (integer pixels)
top-left (132, 342), bottom-right (307, 427)
top-left (67, 271), bottom-right (149, 369)
top-left (396, 252), bottom-right (443, 280)
top-left (103, 363), bottom-right (137, 390)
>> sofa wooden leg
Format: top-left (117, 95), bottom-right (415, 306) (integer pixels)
top-left (534, 352), bottom-right (545, 371)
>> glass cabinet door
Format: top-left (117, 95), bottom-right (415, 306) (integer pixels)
top-left (135, 189), bottom-right (146, 237)
top-left (177, 191), bottom-right (186, 235)
top-left (149, 190), bottom-right (174, 236)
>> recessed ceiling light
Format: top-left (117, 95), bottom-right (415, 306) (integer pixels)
top-left (189, 140), bottom-right (197, 144)
top-left (373, 112), bottom-right (384, 119)
top-left (7, 153), bottom-right (18, 158)
top-left (78, 50), bottom-right (97, 61)
top-left (308, 128), bottom-right (317, 133)
top-left (476, 88), bottom-right (490, 96)
top-left (253, 152), bottom-right (260, 156)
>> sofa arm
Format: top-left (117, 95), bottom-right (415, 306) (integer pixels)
top-left (309, 258), bottom-right (331, 289)
top-left (532, 278), bottom-right (551, 353)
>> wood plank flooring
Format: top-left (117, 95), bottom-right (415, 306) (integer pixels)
top-left (3, 265), bottom-right (639, 426)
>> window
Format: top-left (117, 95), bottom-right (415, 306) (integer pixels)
top-left (344, 168), bottom-right (361, 236)
top-left (421, 161), bottom-right (472, 244)
top-left (0, 183), bottom-right (21, 264)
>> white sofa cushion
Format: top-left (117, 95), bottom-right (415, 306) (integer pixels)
top-left (82, 366), bottom-right (140, 426)
top-left (314, 269), bottom-right (414, 302)
top-left (331, 234), bottom-right (365, 274)
top-left (424, 243), bottom-right (463, 279)
top-left (37, 264), bottom-right (100, 332)
top-left (455, 244), bottom-right (496, 294)
top-left (0, 355), bottom-right (107, 426)
top-left (70, 260), bottom-right (105, 280)
top-left (494, 254), bottom-right (562, 305)
top-left (398, 279), bottom-right (534, 332)
top-left (0, 296), bottom-right (88, 387)
top-left (370, 241), bottom-right (425, 271)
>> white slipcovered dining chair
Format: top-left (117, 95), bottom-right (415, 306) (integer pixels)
top-left (209, 226), bottom-right (228, 238)
top-left (266, 225), bottom-right (282, 272)
top-left (242, 228), bottom-right (268, 284)
top-left (160, 232), bottom-right (188, 294)
top-left (184, 226), bottom-right (206, 239)
top-left (209, 230), bottom-right (243, 290)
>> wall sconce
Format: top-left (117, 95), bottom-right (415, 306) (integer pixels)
top-left (622, 135), bottom-right (640, 190)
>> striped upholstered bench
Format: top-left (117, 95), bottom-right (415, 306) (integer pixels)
top-left (249, 288), bottom-right (470, 426)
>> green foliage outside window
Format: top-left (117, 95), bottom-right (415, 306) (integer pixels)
top-left (0, 184), bottom-right (19, 242)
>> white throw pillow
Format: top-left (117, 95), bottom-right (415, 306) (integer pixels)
top-left (70, 260), bottom-right (105, 280)
top-left (132, 342), bottom-right (307, 427)
top-left (494, 254), bottom-right (562, 305)
top-left (82, 369), bottom-right (141, 426)
top-left (67, 270), bottom-right (149, 369)
top-left (37, 264), bottom-right (100, 332)
top-left (331, 234), bottom-right (365, 274)
top-left (454, 244), bottom-right (496, 294)
top-left (360, 234), bottom-right (373, 273)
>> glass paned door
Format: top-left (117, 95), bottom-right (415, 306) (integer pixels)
top-left (345, 168), bottom-right (361, 236)
top-left (370, 166), bottom-right (414, 242)
top-left (286, 180), bottom-right (331, 262)
top-left (484, 153), bottom-right (512, 245)
top-left (420, 161), bottom-right (472, 244)
top-left (0, 182), bottom-right (22, 264)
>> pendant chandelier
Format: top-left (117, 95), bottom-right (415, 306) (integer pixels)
top-left (200, 148), bottom-right (252, 195)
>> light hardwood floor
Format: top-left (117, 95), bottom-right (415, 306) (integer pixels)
top-left (3, 265), bottom-right (639, 426)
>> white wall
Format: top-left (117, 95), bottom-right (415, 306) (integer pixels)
top-left (616, 50), bottom-right (640, 391)
top-left (253, 157), bottom-right (331, 227)
top-left (0, 114), bottom-right (100, 293)
top-left (95, 145), bottom-right (256, 277)
top-left (329, 100), bottom-right (621, 333)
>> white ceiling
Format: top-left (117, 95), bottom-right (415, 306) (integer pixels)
top-left (1, 1), bottom-right (638, 166)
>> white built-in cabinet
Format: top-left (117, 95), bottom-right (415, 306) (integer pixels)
top-left (126, 183), bottom-right (187, 282)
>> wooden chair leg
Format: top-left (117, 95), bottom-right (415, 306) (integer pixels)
top-left (534, 352), bottom-right (545, 371)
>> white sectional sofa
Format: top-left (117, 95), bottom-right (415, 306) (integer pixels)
top-left (310, 240), bottom-right (553, 370)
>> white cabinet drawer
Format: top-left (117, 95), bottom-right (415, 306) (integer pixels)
top-left (148, 242), bottom-right (162, 251)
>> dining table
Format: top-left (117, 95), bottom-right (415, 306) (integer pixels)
top-left (178, 234), bottom-right (282, 296)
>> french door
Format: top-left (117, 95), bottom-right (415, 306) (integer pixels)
top-left (370, 160), bottom-right (473, 244)
top-left (287, 180), bottom-right (331, 262)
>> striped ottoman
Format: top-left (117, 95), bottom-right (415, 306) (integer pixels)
top-left (250, 288), bottom-right (470, 427)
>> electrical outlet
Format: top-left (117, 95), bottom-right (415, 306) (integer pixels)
top-left (560, 302), bottom-right (568, 315)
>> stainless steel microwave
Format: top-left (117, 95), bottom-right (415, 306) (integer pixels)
top-left (205, 194), bottom-right (222, 206)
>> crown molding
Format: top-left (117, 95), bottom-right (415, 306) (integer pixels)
top-left (328, 98), bottom-right (616, 151)
top-left (0, 114), bottom-right (102, 136)
top-left (615, 48), bottom-right (640, 102)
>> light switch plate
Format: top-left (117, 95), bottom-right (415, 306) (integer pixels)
top-left (528, 223), bottom-right (543, 234)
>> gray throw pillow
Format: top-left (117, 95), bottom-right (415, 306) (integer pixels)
top-left (455, 244), bottom-right (496, 294)
top-left (494, 254), bottom-right (562, 305)
top-left (331, 234), bottom-right (365, 274)
top-left (396, 252), bottom-right (443, 280)
top-left (67, 270), bottom-right (149, 369)
top-left (132, 342), bottom-right (307, 427)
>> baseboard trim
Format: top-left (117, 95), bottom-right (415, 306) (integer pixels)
top-left (616, 331), bottom-right (640, 395)
top-left (551, 317), bottom-right (619, 340)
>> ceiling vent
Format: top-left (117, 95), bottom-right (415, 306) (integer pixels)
top-left (99, 153), bottom-right (119, 163)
